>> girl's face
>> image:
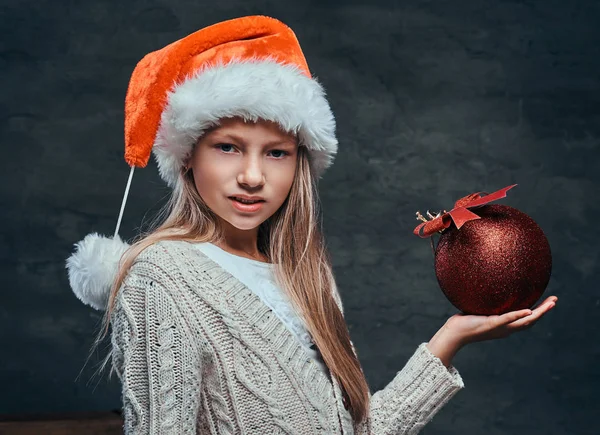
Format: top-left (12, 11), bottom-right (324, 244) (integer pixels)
top-left (190, 117), bottom-right (299, 235)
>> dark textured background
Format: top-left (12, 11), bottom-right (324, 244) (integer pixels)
top-left (2, 0), bottom-right (598, 434)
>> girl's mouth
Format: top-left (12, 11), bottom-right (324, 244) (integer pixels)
top-left (229, 197), bottom-right (264, 212)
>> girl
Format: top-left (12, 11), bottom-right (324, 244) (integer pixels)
top-left (66, 15), bottom-right (557, 435)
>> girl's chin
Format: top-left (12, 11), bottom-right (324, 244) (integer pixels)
top-left (224, 213), bottom-right (267, 230)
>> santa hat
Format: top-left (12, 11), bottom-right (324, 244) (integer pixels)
top-left (66, 15), bottom-right (338, 310)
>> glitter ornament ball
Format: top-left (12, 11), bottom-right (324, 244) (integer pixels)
top-left (433, 204), bottom-right (552, 315)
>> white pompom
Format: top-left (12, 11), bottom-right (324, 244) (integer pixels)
top-left (66, 233), bottom-right (131, 310)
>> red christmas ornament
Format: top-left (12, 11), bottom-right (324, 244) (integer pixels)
top-left (413, 184), bottom-right (552, 315)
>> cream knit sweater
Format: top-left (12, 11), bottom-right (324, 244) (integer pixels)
top-left (110, 240), bottom-right (464, 434)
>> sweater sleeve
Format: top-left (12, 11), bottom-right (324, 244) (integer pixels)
top-left (110, 260), bottom-right (203, 435)
top-left (354, 342), bottom-right (464, 434)
top-left (330, 281), bottom-right (464, 434)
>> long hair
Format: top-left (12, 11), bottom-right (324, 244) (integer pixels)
top-left (93, 139), bottom-right (371, 425)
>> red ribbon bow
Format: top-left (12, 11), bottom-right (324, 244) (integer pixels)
top-left (413, 184), bottom-right (518, 238)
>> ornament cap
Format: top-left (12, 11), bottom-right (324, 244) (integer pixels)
top-left (413, 184), bottom-right (518, 238)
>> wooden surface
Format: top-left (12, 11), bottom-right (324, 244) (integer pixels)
top-left (0, 412), bottom-right (123, 435)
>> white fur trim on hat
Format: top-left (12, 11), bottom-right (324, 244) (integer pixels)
top-left (66, 233), bottom-right (131, 310)
top-left (153, 57), bottom-right (339, 187)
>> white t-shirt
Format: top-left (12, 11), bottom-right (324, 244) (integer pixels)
top-left (192, 242), bottom-right (328, 374)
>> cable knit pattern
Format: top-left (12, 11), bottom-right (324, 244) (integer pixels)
top-left (110, 240), bottom-right (465, 434)
top-left (192, 242), bottom-right (316, 351)
top-left (254, 273), bottom-right (315, 347)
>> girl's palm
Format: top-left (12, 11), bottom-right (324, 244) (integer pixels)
top-left (445, 296), bottom-right (558, 345)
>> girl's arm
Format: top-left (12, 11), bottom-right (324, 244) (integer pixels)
top-left (351, 341), bottom-right (464, 434)
top-left (110, 261), bottom-right (203, 434)
top-left (333, 283), bottom-right (556, 435)
top-left (330, 283), bottom-right (464, 435)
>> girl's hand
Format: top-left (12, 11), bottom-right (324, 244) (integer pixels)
top-left (445, 295), bottom-right (558, 347)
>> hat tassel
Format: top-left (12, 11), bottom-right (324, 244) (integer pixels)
top-left (66, 167), bottom-right (136, 310)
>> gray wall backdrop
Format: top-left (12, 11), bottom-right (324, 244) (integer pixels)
top-left (2, 0), bottom-right (598, 434)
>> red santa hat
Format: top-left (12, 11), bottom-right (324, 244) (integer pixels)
top-left (66, 15), bottom-right (338, 309)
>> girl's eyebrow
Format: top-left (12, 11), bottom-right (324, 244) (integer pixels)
top-left (212, 132), bottom-right (297, 148)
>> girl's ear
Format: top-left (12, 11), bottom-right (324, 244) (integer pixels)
top-left (182, 156), bottom-right (192, 173)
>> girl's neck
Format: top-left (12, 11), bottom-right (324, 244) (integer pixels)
top-left (213, 241), bottom-right (270, 263)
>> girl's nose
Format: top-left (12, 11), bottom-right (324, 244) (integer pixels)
top-left (238, 164), bottom-right (265, 187)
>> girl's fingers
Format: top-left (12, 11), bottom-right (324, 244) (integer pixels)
top-left (507, 312), bottom-right (538, 329)
top-left (508, 301), bottom-right (556, 329)
top-left (533, 296), bottom-right (558, 310)
top-left (499, 296), bottom-right (558, 327)
top-left (498, 309), bottom-right (533, 326)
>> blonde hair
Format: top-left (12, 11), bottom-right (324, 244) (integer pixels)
top-left (93, 138), bottom-right (371, 425)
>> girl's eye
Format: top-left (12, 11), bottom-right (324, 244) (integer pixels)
top-left (216, 144), bottom-right (289, 159)
top-left (269, 149), bottom-right (289, 159)
top-left (217, 144), bottom-right (235, 153)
